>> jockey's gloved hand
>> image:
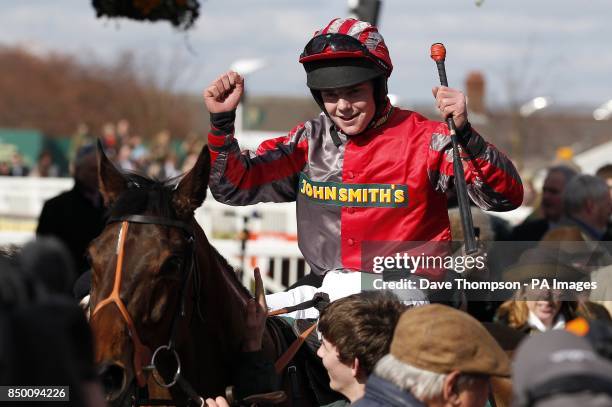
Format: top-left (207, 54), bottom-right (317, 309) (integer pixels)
top-left (312, 292), bottom-right (330, 313)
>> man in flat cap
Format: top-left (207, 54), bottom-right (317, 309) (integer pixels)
top-left (353, 304), bottom-right (509, 407)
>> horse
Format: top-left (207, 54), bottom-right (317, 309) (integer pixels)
top-left (88, 142), bottom-right (321, 406)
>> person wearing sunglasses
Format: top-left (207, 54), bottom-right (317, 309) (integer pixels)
top-left (203, 18), bottom-right (523, 309)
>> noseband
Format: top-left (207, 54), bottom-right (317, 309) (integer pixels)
top-left (91, 214), bottom-right (204, 406)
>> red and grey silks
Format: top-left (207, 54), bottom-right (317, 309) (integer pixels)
top-left (208, 108), bottom-right (523, 279)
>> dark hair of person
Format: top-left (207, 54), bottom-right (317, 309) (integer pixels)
top-left (318, 290), bottom-right (405, 375)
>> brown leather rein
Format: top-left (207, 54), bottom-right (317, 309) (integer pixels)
top-left (91, 215), bottom-right (204, 407)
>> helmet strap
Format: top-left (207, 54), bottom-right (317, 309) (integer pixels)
top-left (329, 126), bottom-right (343, 147)
top-left (311, 89), bottom-right (343, 147)
top-left (373, 77), bottom-right (389, 118)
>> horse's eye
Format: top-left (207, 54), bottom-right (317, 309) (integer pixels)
top-left (160, 256), bottom-right (182, 275)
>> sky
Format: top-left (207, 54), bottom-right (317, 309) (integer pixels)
top-left (2, 0), bottom-right (612, 111)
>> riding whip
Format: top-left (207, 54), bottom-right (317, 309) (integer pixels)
top-left (430, 43), bottom-right (477, 254)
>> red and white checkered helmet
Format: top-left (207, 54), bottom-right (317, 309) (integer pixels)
top-left (300, 18), bottom-right (393, 90)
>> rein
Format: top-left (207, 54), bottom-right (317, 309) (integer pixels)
top-left (91, 215), bottom-right (205, 407)
top-left (268, 293), bottom-right (329, 374)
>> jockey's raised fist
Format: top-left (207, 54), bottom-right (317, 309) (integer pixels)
top-left (204, 71), bottom-right (244, 114)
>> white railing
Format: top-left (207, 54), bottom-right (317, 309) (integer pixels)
top-left (213, 238), bottom-right (308, 292)
top-left (0, 176), bottom-right (298, 235)
top-left (0, 231), bottom-right (33, 246)
top-left (0, 230), bottom-right (305, 293)
top-left (0, 177), bottom-right (74, 218)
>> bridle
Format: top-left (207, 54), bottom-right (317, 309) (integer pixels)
top-left (91, 214), bottom-right (205, 407)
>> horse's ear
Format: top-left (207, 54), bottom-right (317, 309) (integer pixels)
top-left (97, 139), bottom-right (127, 206)
top-left (173, 145), bottom-right (211, 219)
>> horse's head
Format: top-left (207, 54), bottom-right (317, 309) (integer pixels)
top-left (88, 141), bottom-right (210, 403)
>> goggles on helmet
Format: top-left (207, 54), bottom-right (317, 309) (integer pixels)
top-left (300, 33), bottom-right (390, 74)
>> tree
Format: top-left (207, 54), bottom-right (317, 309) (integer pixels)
top-left (0, 46), bottom-right (204, 139)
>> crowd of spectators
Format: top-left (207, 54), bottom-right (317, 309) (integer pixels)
top-left (0, 119), bottom-right (205, 179)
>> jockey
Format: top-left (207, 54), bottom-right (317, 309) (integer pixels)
top-left (203, 18), bottom-right (523, 316)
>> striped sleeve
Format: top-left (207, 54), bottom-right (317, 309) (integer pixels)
top-left (207, 123), bottom-right (310, 205)
top-left (427, 122), bottom-right (523, 212)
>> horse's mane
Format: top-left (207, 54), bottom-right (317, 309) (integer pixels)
top-left (209, 244), bottom-right (252, 299)
top-left (108, 172), bottom-right (180, 219)
top-left (108, 170), bottom-right (252, 300)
